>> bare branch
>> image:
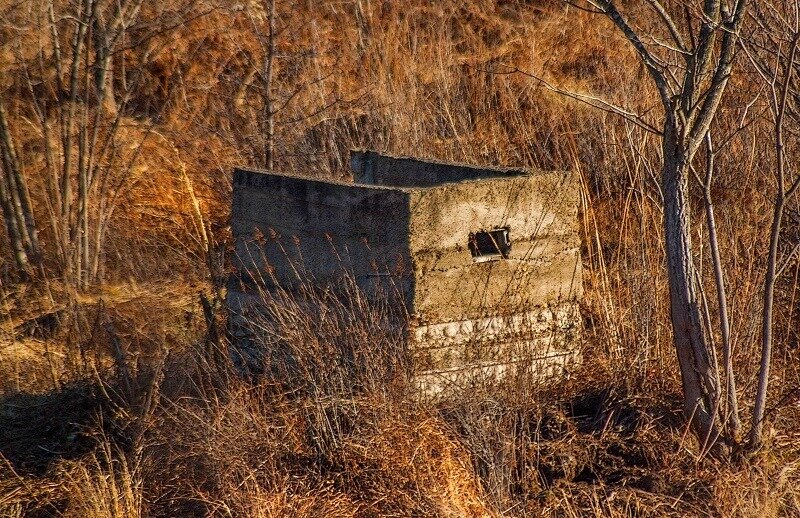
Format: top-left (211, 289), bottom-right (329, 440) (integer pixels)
top-left (590, 0), bottom-right (675, 110)
top-left (645, 0), bottom-right (690, 55)
top-left (776, 242), bottom-right (800, 279)
top-left (499, 64), bottom-right (662, 134)
top-left (687, 0), bottom-right (749, 154)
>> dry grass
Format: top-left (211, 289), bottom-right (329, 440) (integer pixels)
top-left (1, 274), bottom-right (799, 516)
top-left (2, 0), bottom-right (800, 516)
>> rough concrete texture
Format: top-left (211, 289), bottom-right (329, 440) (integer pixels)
top-left (230, 169), bottom-right (414, 297)
top-left (228, 150), bottom-right (582, 391)
top-left (351, 149), bottom-right (529, 187)
top-left (406, 172), bottom-right (582, 322)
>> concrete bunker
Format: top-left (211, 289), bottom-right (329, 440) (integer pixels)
top-left (228, 150), bottom-right (583, 392)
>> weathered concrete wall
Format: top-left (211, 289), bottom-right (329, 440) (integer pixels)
top-left (228, 153), bottom-right (583, 391)
top-left (228, 168), bottom-right (415, 374)
top-left (407, 172), bottom-right (581, 322)
top-left (351, 149), bottom-right (528, 187)
top-left (230, 168), bottom-right (414, 297)
top-left (403, 169), bottom-right (582, 387)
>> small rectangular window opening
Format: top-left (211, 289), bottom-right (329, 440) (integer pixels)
top-left (469, 227), bottom-right (511, 262)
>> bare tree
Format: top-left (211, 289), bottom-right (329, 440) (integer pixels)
top-left (0, 0), bottom-right (203, 289)
top-left (742, 0), bottom-right (800, 447)
top-left (262, 0), bottom-right (276, 170)
top-left (35, 0), bottom-right (145, 290)
top-left (691, 132), bottom-right (741, 440)
top-left (233, 0), bottom-right (349, 171)
top-left (562, 0), bottom-right (749, 450)
top-left (0, 96), bottom-right (41, 277)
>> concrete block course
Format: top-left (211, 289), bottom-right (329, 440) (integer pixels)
top-left (228, 150), bottom-right (583, 390)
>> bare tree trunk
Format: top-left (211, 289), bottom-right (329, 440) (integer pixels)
top-left (0, 96), bottom-right (41, 273)
top-left (234, 63), bottom-right (258, 109)
top-left (60, 0), bottom-right (94, 287)
top-left (0, 169), bottom-right (29, 274)
top-left (0, 138), bottom-right (31, 256)
top-left (704, 187), bottom-right (740, 437)
top-left (582, 0), bottom-right (747, 450)
top-left (263, 0), bottom-right (276, 170)
top-left (0, 100), bottom-right (33, 249)
top-left (701, 134), bottom-right (741, 439)
top-left (751, 80), bottom-right (790, 446)
top-left (751, 197), bottom-right (783, 446)
top-left (0, 0), bottom-right (182, 287)
top-left (745, 28), bottom-right (800, 447)
top-left (663, 120), bottom-right (723, 447)
top-left (93, 25), bottom-right (117, 116)
top-left (79, 144), bottom-right (90, 290)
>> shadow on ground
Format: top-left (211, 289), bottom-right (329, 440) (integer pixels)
top-left (0, 381), bottom-right (118, 477)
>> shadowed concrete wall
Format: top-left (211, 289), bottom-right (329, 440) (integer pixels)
top-left (230, 169), bottom-right (413, 298)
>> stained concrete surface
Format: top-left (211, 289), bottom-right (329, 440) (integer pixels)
top-left (228, 150), bottom-right (582, 390)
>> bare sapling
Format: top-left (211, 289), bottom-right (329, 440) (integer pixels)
top-left (691, 132), bottom-right (741, 440)
top-left (0, 0), bottom-right (204, 290)
top-left (0, 95), bottom-right (41, 278)
top-left (741, 2), bottom-right (800, 448)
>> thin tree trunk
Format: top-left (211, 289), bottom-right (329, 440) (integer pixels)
top-left (234, 63), bottom-right (258, 109)
top-left (749, 28), bottom-right (800, 449)
top-left (93, 6), bottom-right (118, 117)
top-left (4, 160), bottom-right (32, 253)
top-left (0, 170), bottom-right (29, 274)
top-left (90, 197), bottom-right (108, 281)
top-left (263, 0), bottom-right (276, 170)
top-left (79, 141), bottom-right (89, 290)
top-left (60, 0), bottom-right (93, 286)
top-left (0, 100), bottom-right (33, 250)
top-left (702, 135), bottom-right (741, 439)
top-left (0, 96), bottom-right (40, 268)
top-left (663, 121), bottom-right (723, 448)
top-left (752, 197), bottom-right (782, 446)
top-left (29, 43), bottom-right (65, 263)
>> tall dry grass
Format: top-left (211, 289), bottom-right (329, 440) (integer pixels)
top-left (3, 274), bottom-right (799, 517)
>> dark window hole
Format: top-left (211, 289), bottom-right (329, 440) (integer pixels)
top-left (469, 227), bottom-right (511, 262)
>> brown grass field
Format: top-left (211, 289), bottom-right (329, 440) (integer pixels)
top-left (1, 0), bottom-right (800, 515)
